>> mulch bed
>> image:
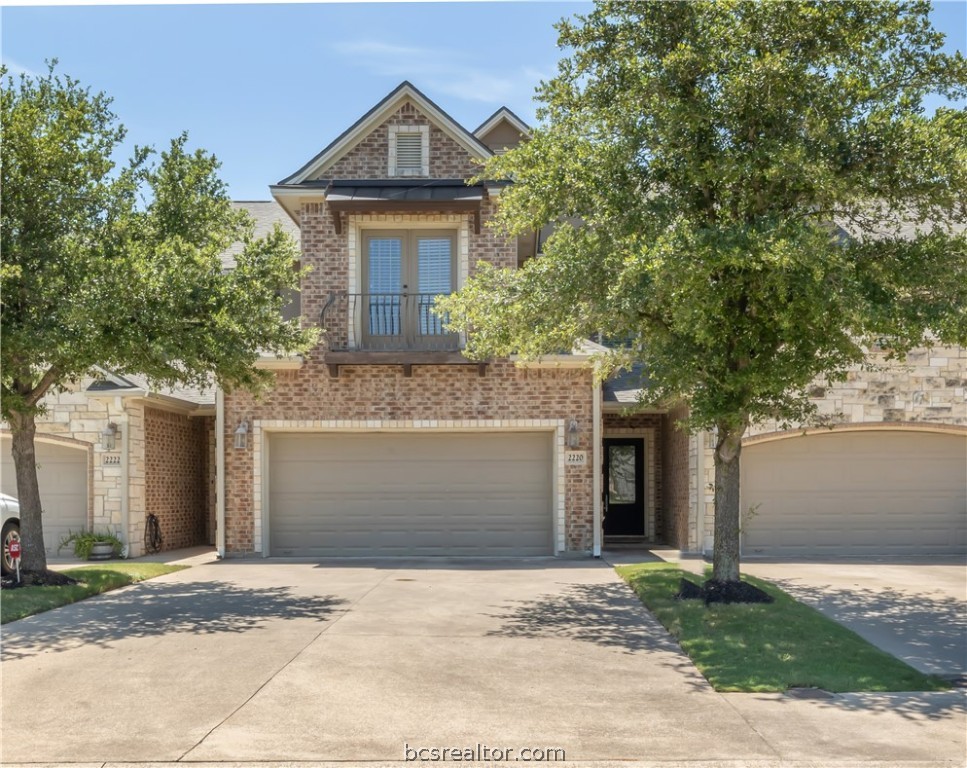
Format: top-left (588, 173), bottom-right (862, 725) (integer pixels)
top-left (1, 570), bottom-right (78, 589)
top-left (676, 576), bottom-right (774, 605)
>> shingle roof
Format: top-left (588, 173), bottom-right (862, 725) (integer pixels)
top-left (220, 201), bottom-right (300, 270)
top-left (473, 106), bottom-right (532, 139)
top-left (603, 364), bottom-right (651, 405)
top-left (87, 371), bottom-right (215, 408)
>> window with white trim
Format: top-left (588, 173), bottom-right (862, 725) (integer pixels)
top-left (388, 125), bottom-right (429, 176)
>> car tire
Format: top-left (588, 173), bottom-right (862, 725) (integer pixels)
top-left (2, 520), bottom-right (20, 576)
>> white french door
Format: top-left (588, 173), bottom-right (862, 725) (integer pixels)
top-left (362, 230), bottom-right (457, 349)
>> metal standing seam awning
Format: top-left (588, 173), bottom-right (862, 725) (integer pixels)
top-left (323, 180), bottom-right (486, 233)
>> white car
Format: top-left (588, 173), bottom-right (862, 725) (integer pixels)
top-left (2, 493), bottom-right (21, 576)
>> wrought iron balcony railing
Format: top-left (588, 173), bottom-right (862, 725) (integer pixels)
top-left (321, 291), bottom-right (460, 352)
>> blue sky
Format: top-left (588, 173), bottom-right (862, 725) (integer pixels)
top-left (3, 1), bottom-right (965, 200)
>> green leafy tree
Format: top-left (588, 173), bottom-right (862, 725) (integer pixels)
top-left (440, 1), bottom-right (967, 583)
top-left (1, 64), bottom-right (315, 576)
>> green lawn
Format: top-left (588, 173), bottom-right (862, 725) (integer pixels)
top-left (1, 562), bottom-right (188, 624)
top-left (617, 562), bottom-right (950, 693)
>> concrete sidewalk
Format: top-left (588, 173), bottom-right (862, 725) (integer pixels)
top-left (2, 558), bottom-right (965, 765)
top-left (634, 550), bottom-right (967, 679)
top-left (47, 544), bottom-right (218, 570)
top-left (2, 762), bottom-right (964, 768)
top-left (740, 559), bottom-right (967, 680)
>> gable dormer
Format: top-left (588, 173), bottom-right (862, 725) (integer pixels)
top-left (277, 82), bottom-right (492, 185)
top-left (269, 83), bottom-right (517, 367)
top-left (474, 107), bottom-right (532, 154)
top-left (271, 83), bottom-right (499, 225)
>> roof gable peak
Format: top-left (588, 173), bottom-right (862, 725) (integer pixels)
top-left (278, 81), bottom-right (493, 186)
top-left (474, 106), bottom-right (532, 140)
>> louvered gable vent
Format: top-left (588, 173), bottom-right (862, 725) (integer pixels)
top-left (396, 132), bottom-right (423, 171)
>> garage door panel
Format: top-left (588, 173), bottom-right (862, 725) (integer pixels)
top-left (269, 432), bottom-right (553, 557)
top-left (1, 437), bottom-right (89, 557)
top-left (743, 431), bottom-right (967, 557)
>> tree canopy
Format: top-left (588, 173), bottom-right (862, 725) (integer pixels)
top-left (1, 64), bottom-right (315, 573)
top-left (440, 0), bottom-right (967, 582)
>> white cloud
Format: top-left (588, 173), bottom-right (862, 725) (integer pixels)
top-left (1, 58), bottom-right (40, 78)
top-left (333, 40), bottom-right (436, 61)
top-left (333, 37), bottom-right (542, 109)
top-left (429, 71), bottom-right (517, 104)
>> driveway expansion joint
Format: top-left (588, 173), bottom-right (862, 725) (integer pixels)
top-left (177, 566), bottom-right (404, 762)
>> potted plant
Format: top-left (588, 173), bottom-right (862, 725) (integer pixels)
top-left (58, 530), bottom-right (124, 561)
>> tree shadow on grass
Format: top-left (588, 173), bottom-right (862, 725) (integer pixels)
top-left (763, 577), bottom-right (966, 678)
top-left (1, 578), bottom-right (346, 660)
top-left (740, 574), bottom-right (967, 722)
top-left (486, 580), bottom-right (709, 689)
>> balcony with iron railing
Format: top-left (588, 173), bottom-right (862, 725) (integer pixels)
top-left (320, 291), bottom-right (484, 376)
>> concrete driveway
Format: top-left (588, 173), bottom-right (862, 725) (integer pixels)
top-left (2, 557), bottom-right (965, 766)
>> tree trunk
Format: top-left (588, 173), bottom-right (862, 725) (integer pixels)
top-left (8, 409), bottom-right (49, 573)
top-left (712, 422), bottom-right (744, 583)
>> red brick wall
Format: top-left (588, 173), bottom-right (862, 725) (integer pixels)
top-left (205, 416), bottom-right (216, 545)
top-left (144, 407), bottom-right (208, 551)
top-left (661, 404), bottom-right (691, 549)
top-left (224, 100), bottom-right (595, 556)
top-left (320, 102), bottom-right (480, 180)
top-left (300, 203), bottom-right (513, 354)
top-left (224, 362), bottom-right (594, 554)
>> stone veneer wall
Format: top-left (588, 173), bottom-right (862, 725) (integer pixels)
top-left (223, 362), bottom-right (595, 555)
top-left (144, 407), bottom-right (209, 551)
top-left (686, 344), bottom-right (967, 552)
top-left (602, 413), bottom-right (663, 539)
top-left (2, 381), bottom-right (148, 554)
top-left (746, 345), bottom-right (967, 437)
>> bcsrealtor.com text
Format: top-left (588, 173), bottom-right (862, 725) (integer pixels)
top-left (404, 743), bottom-right (566, 762)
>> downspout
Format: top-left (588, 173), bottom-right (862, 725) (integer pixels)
top-left (120, 400), bottom-right (130, 556)
top-left (592, 374), bottom-right (602, 558)
top-left (215, 387), bottom-right (226, 559)
top-left (696, 429), bottom-right (706, 557)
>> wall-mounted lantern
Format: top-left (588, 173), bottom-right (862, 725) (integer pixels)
top-left (233, 419), bottom-right (250, 450)
top-left (101, 422), bottom-right (120, 451)
top-left (567, 418), bottom-right (580, 449)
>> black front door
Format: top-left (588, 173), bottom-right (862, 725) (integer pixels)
top-left (603, 438), bottom-right (645, 536)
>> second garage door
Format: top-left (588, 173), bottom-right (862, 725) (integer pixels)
top-left (742, 430), bottom-right (967, 558)
top-left (2, 436), bottom-right (89, 557)
top-left (268, 431), bottom-right (553, 557)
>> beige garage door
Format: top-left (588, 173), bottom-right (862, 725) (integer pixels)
top-left (742, 431), bottom-right (967, 557)
top-left (268, 432), bottom-right (553, 557)
top-left (2, 436), bottom-right (89, 557)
